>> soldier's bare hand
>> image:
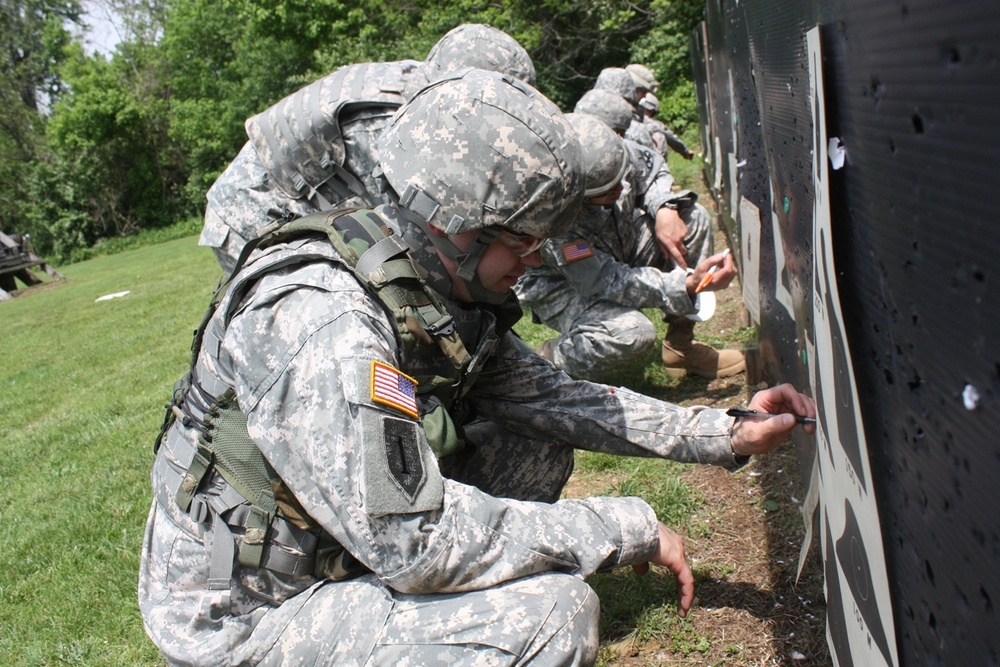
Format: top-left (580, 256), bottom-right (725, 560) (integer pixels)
top-left (655, 207), bottom-right (689, 269)
top-left (632, 522), bottom-right (695, 617)
top-left (686, 251), bottom-right (737, 295)
top-left (731, 384), bottom-right (816, 456)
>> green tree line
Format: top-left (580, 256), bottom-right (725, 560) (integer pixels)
top-left (2, 0), bottom-right (704, 263)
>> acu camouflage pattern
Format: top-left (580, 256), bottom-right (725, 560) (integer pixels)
top-left (594, 67), bottom-right (639, 106)
top-left (422, 23), bottom-right (536, 86)
top-left (140, 203), bottom-right (742, 666)
top-left (378, 68), bottom-right (584, 239)
top-left (516, 138), bottom-right (714, 381)
top-left (202, 59), bottom-right (423, 273)
top-left (245, 61), bottom-right (426, 203)
top-left (625, 63), bottom-right (659, 92)
top-left (200, 25), bottom-right (538, 274)
top-left (567, 113), bottom-right (629, 198)
top-left (573, 89), bottom-right (634, 136)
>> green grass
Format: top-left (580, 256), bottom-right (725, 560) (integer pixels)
top-left (0, 236), bottom-right (222, 666)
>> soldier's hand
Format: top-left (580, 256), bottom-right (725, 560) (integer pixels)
top-left (655, 207), bottom-right (689, 269)
top-left (632, 522), bottom-right (695, 617)
top-left (731, 384), bottom-right (817, 456)
top-left (686, 251), bottom-right (737, 295)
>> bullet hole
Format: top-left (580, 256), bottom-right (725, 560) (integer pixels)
top-left (912, 113), bottom-right (925, 134)
top-left (908, 374), bottom-right (922, 391)
top-left (884, 369), bottom-right (894, 384)
top-left (925, 560), bottom-right (936, 585)
top-left (973, 528), bottom-right (986, 547)
top-left (928, 611), bottom-right (936, 629)
top-left (943, 47), bottom-right (961, 67)
top-left (982, 586), bottom-right (993, 613)
top-left (973, 269), bottom-right (984, 282)
top-left (889, 137), bottom-right (896, 154)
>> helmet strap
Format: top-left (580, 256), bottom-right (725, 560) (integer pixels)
top-left (392, 184), bottom-right (509, 305)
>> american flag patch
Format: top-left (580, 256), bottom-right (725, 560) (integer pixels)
top-left (371, 361), bottom-right (419, 419)
top-left (561, 240), bottom-right (593, 263)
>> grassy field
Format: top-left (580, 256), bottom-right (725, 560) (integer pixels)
top-left (0, 238), bottom-right (222, 665)
top-left (0, 153), bottom-right (828, 666)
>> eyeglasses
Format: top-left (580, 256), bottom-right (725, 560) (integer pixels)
top-left (495, 231), bottom-right (545, 257)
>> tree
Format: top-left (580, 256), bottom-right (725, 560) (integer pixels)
top-left (0, 0), bottom-right (81, 231)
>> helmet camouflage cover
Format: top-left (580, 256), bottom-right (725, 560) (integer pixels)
top-left (378, 68), bottom-right (584, 240)
top-left (567, 113), bottom-right (629, 198)
top-left (423, 24), bottom-right (536, 86)
top-left (573, 89), bottom-right (634, 136)
top-left (594, 67), bottom-right (638, 106)
top-left (639, 91), bottom-right (660, 114)
top-left (626, 63), bottom-right (659, 92)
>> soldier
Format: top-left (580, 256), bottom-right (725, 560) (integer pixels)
top-left (573, 88), bottom-right (634, 136)
top-left (199, 24), bottom-right (536, 274)
top-left (538, 102), bottom-right (744, 378)
top-left (639, 92), bottom-right (696, 160)
top-left (593, 66), bottom-right (659, 152)
top-left (140, 70), bottom-right (814, 666)
top-left (516, 113), bottom-right (742, 379)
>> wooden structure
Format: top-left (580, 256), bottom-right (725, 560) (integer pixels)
top-left (0, 231), bottom-right (63, 300)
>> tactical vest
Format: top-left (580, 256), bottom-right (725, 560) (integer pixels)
top-left (154, 208), bottom-right (518, 606)
top-left (245, 61), bottom-right (425, 208)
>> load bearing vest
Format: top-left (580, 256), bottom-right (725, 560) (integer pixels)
top-left (154, 208), bottom-right (480, 601)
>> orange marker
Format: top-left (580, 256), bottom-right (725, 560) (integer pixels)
top-left (694, 248), bottom-right (731, 294)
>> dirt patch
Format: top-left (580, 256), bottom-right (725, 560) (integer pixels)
top-left (574, 222), bottom-right (832, 666)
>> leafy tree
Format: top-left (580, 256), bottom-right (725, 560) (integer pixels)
top-left (629, 0), bottom-right (705, 135)
top-left (28, 40), bottom-right (183, 258)
top-left (0, 0), bottom-right (81, 231)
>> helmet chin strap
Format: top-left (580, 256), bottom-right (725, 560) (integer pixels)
top-left (387, 183), bottom-right (510, 305)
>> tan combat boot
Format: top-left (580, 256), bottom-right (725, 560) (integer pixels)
top-left (661, 320), bottom-right (746, 378)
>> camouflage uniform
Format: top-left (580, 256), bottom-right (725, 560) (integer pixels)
top-left (141, 203), bottom-right (741, 665)
top-left (639, 93), bottom-right (695, 160)
top-left (516, 120), bottom-right (713, 381)
top-left (199, 24), bottom-right (536, 274)
top-left (141, 70), bottom-right (741, 666)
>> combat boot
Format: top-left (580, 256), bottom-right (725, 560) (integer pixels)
top-left (661, 319), bottom-right (745, 379)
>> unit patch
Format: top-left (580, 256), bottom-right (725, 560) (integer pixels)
top-left (371, 360), bottom-right (419, 418)
top-left (561, 240), bottom-right (593, 263)
top-left (383, 416), bottom-right (423, 501)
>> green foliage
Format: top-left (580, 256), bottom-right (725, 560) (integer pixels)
top-left (0, 0), bottom-right (82, 230)
top-left (6, 0), bottom-right (709, 262)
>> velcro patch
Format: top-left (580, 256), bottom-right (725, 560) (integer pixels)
top-left (370, 361), bottom-right (419, 418)
top-left (561, 240), bottom-right (593, 263)
top-left (383, 417), bottom-right (424, 501)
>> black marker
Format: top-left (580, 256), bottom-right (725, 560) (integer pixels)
top-left (726, 407), bottom-right (816, 425)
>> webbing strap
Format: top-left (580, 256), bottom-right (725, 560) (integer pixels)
top-left (355, 233), bottom-right (408, 278)
top-left (207, 513), bottom-right (235, 595)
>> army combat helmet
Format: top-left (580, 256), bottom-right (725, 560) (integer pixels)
top-left (639, 92), bottom-right (660, 115)
top-left (594, 67), bottom-right (639, 107)
top-left (378, 68), bottom-right (584, 302)
top-left (567, 113), bottom-right (629, 199)
top-left (423, 24), bottom-right (536, 86)
top-left (626, 63), bottom-right (659, 93)
top-left (573, 89), bottom-right (634, 137)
